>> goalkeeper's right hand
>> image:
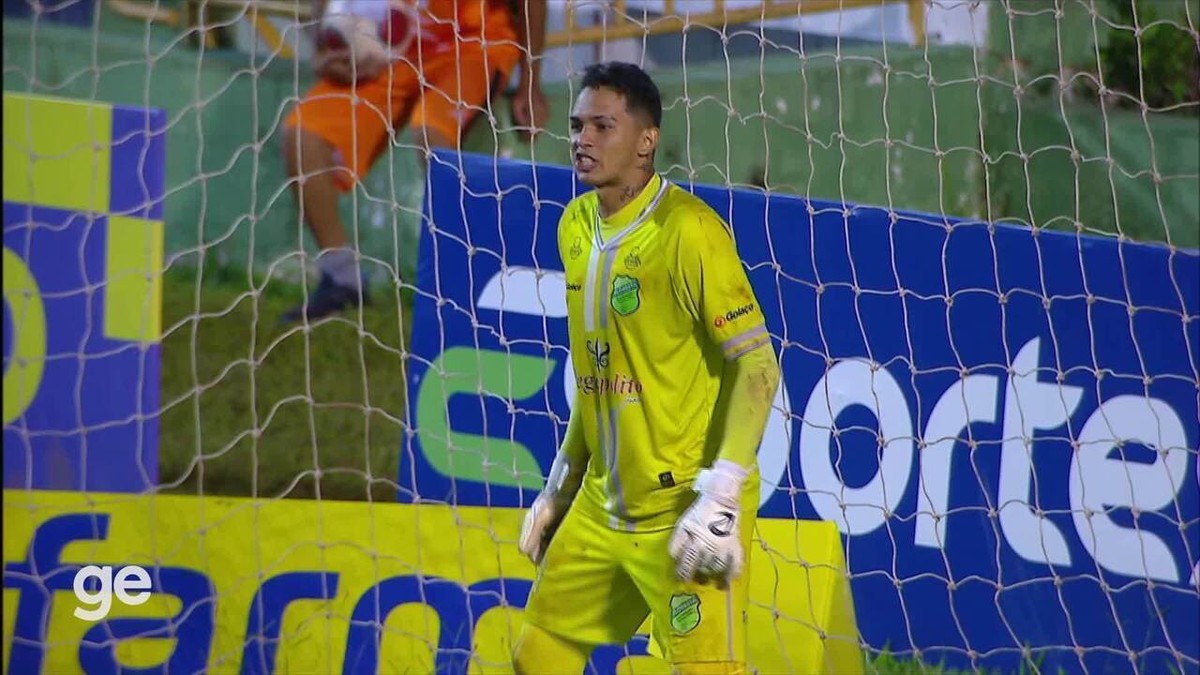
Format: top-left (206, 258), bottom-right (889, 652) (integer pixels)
top-left (518, 492), bottom-right (567, 565)
top-left (518, 452), bottom-right (581, 565)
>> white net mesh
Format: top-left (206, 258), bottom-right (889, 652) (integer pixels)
top-left (2, 1), bottom-right (1198, 673)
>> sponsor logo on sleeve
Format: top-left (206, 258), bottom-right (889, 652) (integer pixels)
top-left (713, 303), bottom-right (755, 328)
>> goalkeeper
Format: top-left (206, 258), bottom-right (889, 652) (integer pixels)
top-left (514, 61), bottom-right (781, 675)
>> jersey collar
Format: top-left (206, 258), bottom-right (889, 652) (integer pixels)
top-left (593, 174), bottom-right (669, 251)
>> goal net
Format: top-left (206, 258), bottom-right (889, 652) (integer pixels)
top-left (2, 0), bottom-right (1197, 674)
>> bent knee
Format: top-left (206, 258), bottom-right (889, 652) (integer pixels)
top-left (512, 621), bottom-right (590, 675)
top-left (282, 126), bottom-right (336, 178)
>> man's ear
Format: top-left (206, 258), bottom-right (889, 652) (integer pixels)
top-left (639, 126), bottom-right (660, 160)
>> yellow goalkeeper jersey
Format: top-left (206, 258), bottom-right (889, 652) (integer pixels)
top-left (559, 174), bottom-right (771, 532)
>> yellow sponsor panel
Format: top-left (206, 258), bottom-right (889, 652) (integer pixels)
top-left (2, 491), bottom-right (860, 674)
top-left (2, 93), bottom-right (112, 213)
top-left (1, 247), bottom-right (47, 426)
top-left (104, 216), bottom-right (164, 342)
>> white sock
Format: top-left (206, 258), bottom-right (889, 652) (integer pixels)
top-left (318, 247), bottom-right (361, 290)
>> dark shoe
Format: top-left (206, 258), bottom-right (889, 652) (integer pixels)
top-left (281, 274), bottom-right (370, 325)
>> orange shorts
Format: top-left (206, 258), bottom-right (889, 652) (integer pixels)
top-left (285, 44), bottom-right (521, 191)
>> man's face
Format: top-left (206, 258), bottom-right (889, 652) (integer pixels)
top-left (569, 86), bottom-right (650, 188)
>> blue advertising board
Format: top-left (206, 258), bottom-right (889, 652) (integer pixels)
top-left (3, 93), bottom-right (165, 493)
top-left (3, 0), bottom-right (96, 26)
top-left (403, 150), bottom-right (1199, 674)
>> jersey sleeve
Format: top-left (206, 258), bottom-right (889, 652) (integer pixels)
top-left (670, 208), bottom-right (771, 360)
top-left (556, 199), bottom-right (580, 265)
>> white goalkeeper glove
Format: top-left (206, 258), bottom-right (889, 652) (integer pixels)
top-left (519, 453), bottom-right (579, 565)
top-left (669, 460), bottom-right (748, 584)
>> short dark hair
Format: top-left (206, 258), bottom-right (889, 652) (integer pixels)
top-left (580, 61), bottom-right (663, 128)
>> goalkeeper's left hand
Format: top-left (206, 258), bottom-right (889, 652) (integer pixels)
top-left (669, 460), bottom-right (748, 585)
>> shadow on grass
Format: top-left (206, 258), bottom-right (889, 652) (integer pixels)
top-left (157, 269), bottom-right (412, 502)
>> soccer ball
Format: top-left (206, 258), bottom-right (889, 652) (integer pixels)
top-left (318, 0), bottom-right (417, 64)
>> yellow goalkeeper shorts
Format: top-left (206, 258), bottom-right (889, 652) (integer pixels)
top-left (522, 488), bottom-right (758, 665)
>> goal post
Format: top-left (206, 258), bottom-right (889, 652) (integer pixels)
top-left (2, 1), bottom-right (1197, 674)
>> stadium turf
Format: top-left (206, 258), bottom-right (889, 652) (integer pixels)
top-left (158, 271), bottom-right (410, 503)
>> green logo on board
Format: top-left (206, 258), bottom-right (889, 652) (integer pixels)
top-left (610, 275), bottom-right (641, 316)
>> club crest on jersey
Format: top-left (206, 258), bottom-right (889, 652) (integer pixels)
top-left (670, 593), bottom-right (702, 634)
top-left (569, 236), bottom-right (583, 260)
top-left (610, 275), bottom-right (641, 316)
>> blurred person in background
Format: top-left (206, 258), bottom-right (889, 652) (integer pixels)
top-left (281, 0), bottom-right (549, 324)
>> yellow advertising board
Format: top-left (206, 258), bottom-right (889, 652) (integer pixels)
top-left (3, 491), bottom-right (860, 673)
